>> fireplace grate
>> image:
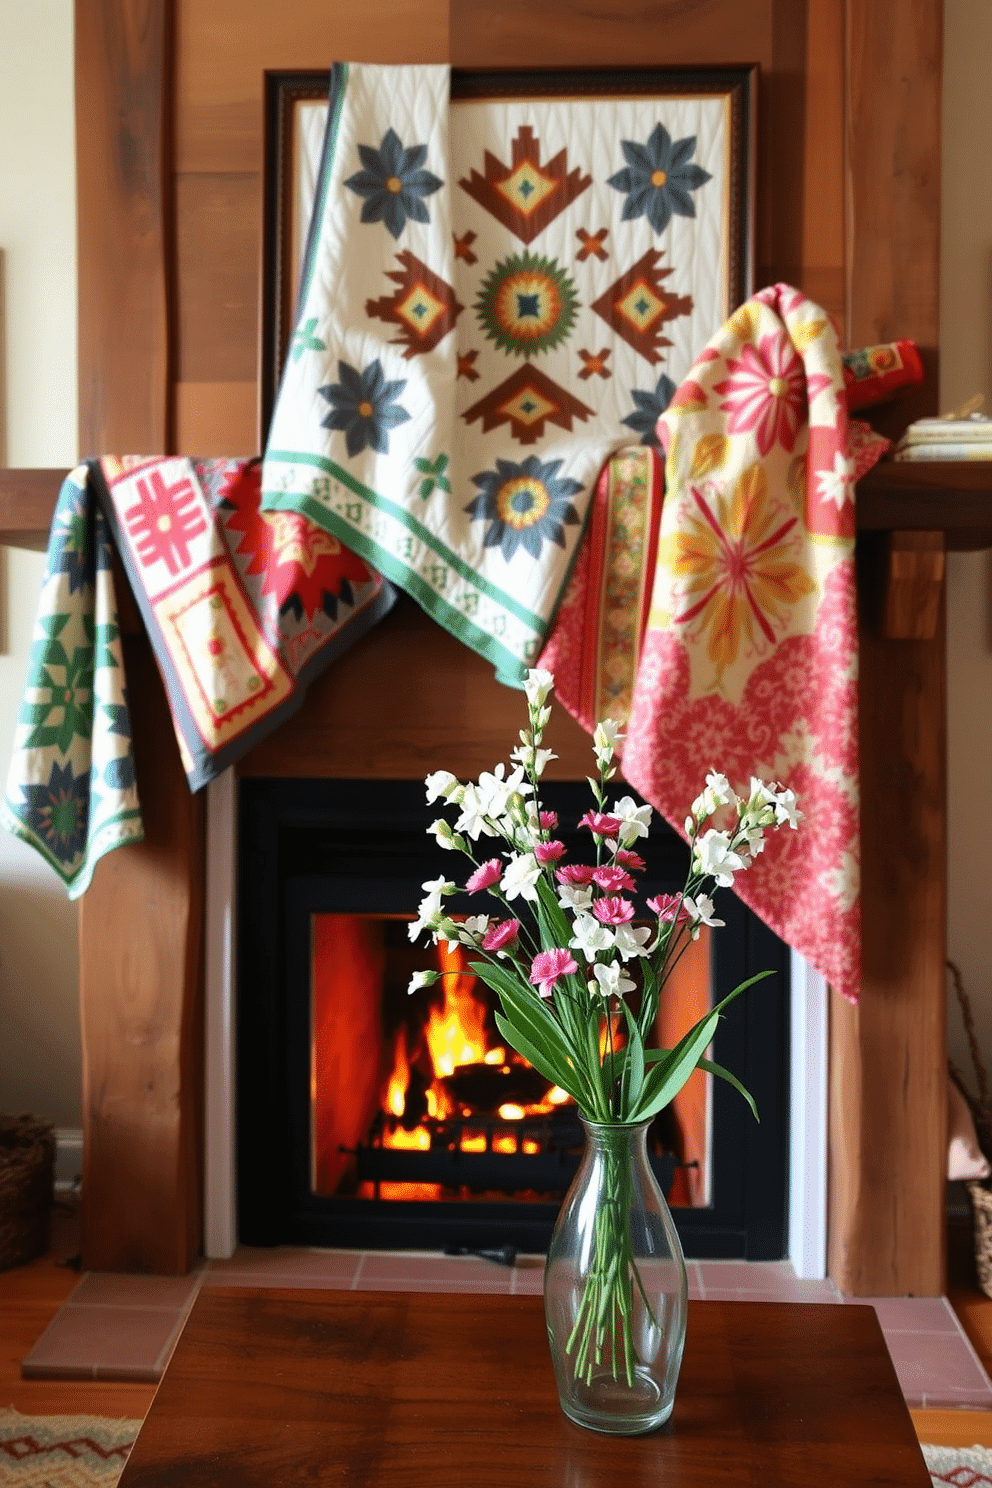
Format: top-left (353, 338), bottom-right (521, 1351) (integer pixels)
top-left (345, 1110), bottom-right (676, 1197)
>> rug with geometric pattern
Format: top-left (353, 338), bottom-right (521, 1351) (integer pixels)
top-left (0, 1410), bottom-right (141, 1487)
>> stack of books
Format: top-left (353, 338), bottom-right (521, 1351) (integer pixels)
top-left (894, 411), bottom-right (992, 462)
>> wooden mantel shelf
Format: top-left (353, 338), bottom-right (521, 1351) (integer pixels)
top-left (3, 461), bottom-right (992, 551)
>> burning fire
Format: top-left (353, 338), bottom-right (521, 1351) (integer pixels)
top-left (380, 941), bottom-right (570, 1167)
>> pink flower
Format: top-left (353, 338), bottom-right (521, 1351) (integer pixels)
top-left (540, 810), bottom-right (559, 831)
top-left (466, 858), bottom-right (502, 893)
top-left (578, 811), bottom-right (622, 838)
top-left (714, 331), bottom-right (806, 456)
top-left (592, 896), bottom-right (636, 926)
top-left (592, 864), bottom-right (635, 893)
top-left (534, 839), bottom-right (565, 865)
top-left (482, 918), bottom-right (520, 952)
top-left (615, 849), bottom-right (646, 873)
top-left (529, 947), bottom-right (578, 999)
top-left (647, 893), bottom-right (691, 924)
top-left (556, 863), bottom-right (596, 885)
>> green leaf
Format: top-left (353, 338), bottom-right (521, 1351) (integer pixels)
top-left (470, 958), bottom-right (592, 1098)
top-left (492, 1012), bottom-right (586, 1107)
top-left (534, 874), bottom-right (573, 948)
top-left (710, 968), bottom-right (775, 1020)
top-left (620, 1000), bottom-right (645, 1115)
top-left (628, 1009), bottom-right (720, 1122)
top-left (697, 1057), bottom-right (759, 1122)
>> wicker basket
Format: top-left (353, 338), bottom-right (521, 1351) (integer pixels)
top-left (969, 1180), bottom-right (992, 1300)
top-left (0, 1113), bottom-right (55, 1270)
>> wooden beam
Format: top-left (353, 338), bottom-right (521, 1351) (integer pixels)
top-left (0, 469), bottom-right (69, 550)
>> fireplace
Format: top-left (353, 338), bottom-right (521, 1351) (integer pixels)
top-left (235, 776), bottom-right (790, 1258)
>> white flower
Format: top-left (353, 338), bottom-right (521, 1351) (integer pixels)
top-left (683, 893), bottom-right (725, 930)
top-left (569, 912), bottom-right (615, 961)
top-left (613, 923), bottom-right (652, 961)
top-left (557, 883), bottom-right (594, 913)
top-left (408, 875), bottom-right (455, 941)
top-left (425, 769), bottom-right (462, 804)
top-left (772, 786), bottom-right (802, 829)
top-left (510, 741), bottom-right (558, 776)
top-left (500, 851), bottom-right (542, 902)
top-left (428, 818), bottom-right (463, 850)
top-left (593, 719), bottom-right (624, 766)
top-left (815, 451), bottom-right (856, 511)
top-left (612, 795), bottom-right (653, 845)
top-left (475, 762), bottom-right (529, 822)
top-left (692, 770), bottom-right (735, 820)
top-left (458, 914), bottom-right (491, 945)
top-left (591, 960), bottom-right (637, 1000)
top-left (407, 969), bottom-right (439, 995)
top-left (454, 783), bottom-right (496, 841)
top-left (693, 829), bottom-right (746, 887)
top-left (524, 668), bottom-right (554, 708)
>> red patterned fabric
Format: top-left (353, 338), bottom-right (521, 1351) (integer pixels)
top-left (542, 286), bottom-right (884, 1001)
top-left (95, 456), bottom-right (395, 789)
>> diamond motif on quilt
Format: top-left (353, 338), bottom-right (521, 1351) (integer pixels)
top-left (591, 249), bottom-right (693, 363)
top-left (397, 283), bottom-right (446, 336)
top-left (462, 365), bottom-right (593, 447)
top-left (365, 251), bottom-right (463, 358)
top-left (496, 158), bottom-right (557, 216)
top-left (459, 125), bottom-right (592, 243)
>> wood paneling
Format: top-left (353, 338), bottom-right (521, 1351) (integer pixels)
top-left (174, 173), bottom-right (260, 384)
top-left (173, 380), bottom-right (258, 454)
top-left (76, 0), bottom-right (172, 455)
top-left (237, 596), bottom-right (594, 781)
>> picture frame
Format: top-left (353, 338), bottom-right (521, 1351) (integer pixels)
top-left (259, 65), bottom-right (756, 439)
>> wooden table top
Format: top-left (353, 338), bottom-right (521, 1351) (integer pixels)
top-left (119, 1287), bottom-right (930, 1486)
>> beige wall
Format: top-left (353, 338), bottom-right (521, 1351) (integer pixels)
top-left (0, 0), bottom-right (81, 1127)
top-left (0, 0), bottom-right (988, 1137)
top-left (942, 0), bottom-right (992, 1092)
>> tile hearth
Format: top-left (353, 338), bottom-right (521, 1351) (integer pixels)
top-left (20, 1250), bottom-right (992, 1411)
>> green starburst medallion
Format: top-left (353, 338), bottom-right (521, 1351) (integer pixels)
top-left (474, 250), bottom-right (580, 359)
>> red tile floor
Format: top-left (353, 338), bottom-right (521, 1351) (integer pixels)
top-left (20, 1244), bottom-right (992, 1411)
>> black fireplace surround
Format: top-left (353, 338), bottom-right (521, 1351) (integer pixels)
top-left (237, 777), bottom-right (790, 1258)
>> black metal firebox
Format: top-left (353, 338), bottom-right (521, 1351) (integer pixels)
top-left (237, 777), bottom-right (790, 1258)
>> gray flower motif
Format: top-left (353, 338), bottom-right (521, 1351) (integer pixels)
top-left (318, 360), bottom-right (411, 458)
top-left (622, 373), bottom-right (677, 445)
top-left (20, 760), bottom-right (89, 866)
top-left (608, 123), bottom-right (712, 235)
top-left (344, 127), bottom-right (443, 239)
top-left (465, 455), bottom-right (582, 562)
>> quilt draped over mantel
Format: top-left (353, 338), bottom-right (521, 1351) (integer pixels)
top-left (3, 63), bottom-right (888, 999)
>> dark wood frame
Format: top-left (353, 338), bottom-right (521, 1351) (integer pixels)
top-left (259, 64), bottom-right (756, 436)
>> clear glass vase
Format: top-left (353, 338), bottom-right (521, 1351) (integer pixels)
top-left (544, 1117), bottom-right (688, 1435)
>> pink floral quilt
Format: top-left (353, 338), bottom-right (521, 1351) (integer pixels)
top-left (544, 285), bottom-right (880, 1002)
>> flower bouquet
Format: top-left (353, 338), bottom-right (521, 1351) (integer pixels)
top-left (409, 668), bottom-right (800, 1432)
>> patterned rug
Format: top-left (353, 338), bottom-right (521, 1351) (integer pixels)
top-left (922, 1443), bottom-right (992, 1485)
top-left (0, 1409), bottom-right (141, 1486)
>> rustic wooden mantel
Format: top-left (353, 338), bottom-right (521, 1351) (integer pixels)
top-left (0, 0), bottom-right (955, 1291)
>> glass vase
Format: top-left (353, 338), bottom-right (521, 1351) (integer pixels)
top-left (544, 1117), bottom-right (688, 1435)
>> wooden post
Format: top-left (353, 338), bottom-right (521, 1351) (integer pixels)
top-left (828, 0), bottom-right (946, 1296)
top-left (75, 0), bottom-right (206, 1273)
